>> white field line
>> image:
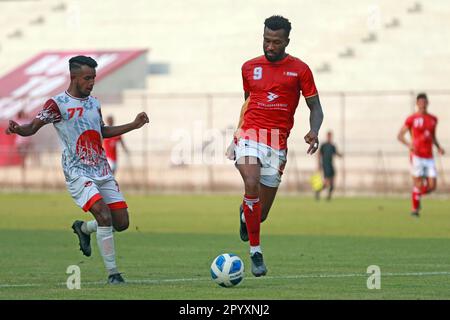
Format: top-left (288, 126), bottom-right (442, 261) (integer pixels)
top-left (1, 271), bottom-right (450, 289)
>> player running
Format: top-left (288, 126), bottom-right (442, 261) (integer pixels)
top-left (5, 55), bottom-right (149, 284)
top-left (103, 115), bottom-right (129, 174)
top-left (397, 93), bottom-right (445, 217)
top-left (226, 16), bottom-right (324, 277)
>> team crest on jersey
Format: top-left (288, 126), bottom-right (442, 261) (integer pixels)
top-left (267, 92), bottom-right (279, 102)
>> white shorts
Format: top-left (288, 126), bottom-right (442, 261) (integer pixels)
top-left (234, 138), bottom-right (287, 188)
top-left (411, 156), bottom-right (437, 178)
top-left (66, 175), bottom-right (127, 212)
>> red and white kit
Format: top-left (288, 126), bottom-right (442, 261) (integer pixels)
top-left (236, 54), bottom-right (318, 187)
top-left (404, 113), bottom-right (438, 178)
top-left (36, 91), bottom-right (127, 211)
top-left (103, 135), bottom-right (122, 172)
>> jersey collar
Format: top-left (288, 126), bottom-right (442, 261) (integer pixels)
top-left (65, 91), bottom-right (89, 101)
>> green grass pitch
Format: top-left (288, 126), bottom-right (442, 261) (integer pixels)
top-left (0, 193), bottom-right (449, 299)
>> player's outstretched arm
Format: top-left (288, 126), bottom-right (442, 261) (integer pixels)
top-left (433, 135), bottom-right (445, 155)
top-left (102, 112), bottom-right (149, 138)
top-left (5, 118), bottom-right (47, 137)
top-left (304, 95), bottom-right (324, 155)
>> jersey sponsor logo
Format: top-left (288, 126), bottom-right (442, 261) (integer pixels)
top-left (267, 92), bottom-right (279, 102)
top-left (284, 71), bottom-right (298, 77)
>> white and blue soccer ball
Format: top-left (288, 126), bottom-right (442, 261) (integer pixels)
top-left (210, 253), bottom-right (244, 287)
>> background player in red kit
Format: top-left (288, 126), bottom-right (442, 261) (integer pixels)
top-left (103, 115), bottom-right (129, 174)
top-left (227, 15), bottom-right (324, 276)
top-left (398, 93), bottom-right (445, 217)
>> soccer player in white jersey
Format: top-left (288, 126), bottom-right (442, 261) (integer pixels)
top-left (5, 56), bottom-right (149, 284)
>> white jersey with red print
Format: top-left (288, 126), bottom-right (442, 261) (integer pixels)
top-left (36, 91), bottom-right (112, 182)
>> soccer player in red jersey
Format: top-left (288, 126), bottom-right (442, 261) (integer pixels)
top-left (103, 115), bottom-right (129, 174)
top-left (226, 16), bottom-right (324, 276)
top-left (398, 93), bottom-right (445, 217)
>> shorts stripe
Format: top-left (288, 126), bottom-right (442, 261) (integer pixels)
top-left (82, 193), bottom-right (103, 212)
top-left (108, 201), bottom-right (128, 210)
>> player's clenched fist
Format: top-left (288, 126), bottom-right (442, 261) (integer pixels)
top-left (133, 112), bottom-right (149, 129)
top-left (304, 130), bottom-right (319, 155)
top-left (5, 120), bottom-right (20, 135)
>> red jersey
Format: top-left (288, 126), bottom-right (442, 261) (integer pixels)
top-left (103, 136), bottom-right (122, 161)
top-left (404, 112), bottom-right (438, 159)
top-left (240, 54), bottom-right (318, 150)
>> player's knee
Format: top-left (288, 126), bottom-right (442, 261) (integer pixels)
top-left (114, 219), bottom-right (129, 232)
top-left (96, 210), bottom-right (113, 226)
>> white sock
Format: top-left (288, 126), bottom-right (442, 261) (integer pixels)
top-left (81, 220), bottom-right (98, 235)
top-left (96, 226), bottom-right (119, 275)
top-left (250, 246), bottom-right (262, 255)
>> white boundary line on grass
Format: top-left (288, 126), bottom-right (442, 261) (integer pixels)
top-left (1, 271), bottom-right (450, 289)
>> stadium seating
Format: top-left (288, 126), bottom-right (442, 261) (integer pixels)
top-left (1, 0), bottom-right (449, 192)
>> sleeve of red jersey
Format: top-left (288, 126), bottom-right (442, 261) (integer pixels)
top-left (36, 99), bottom-right (62, 123)
top-left (300, 65), bottom-right (318, 99)
top-left (404, 115), bottom-right (413, 129)
top-left (241, 64), bottom-right (250, 93)
top-left (432, 115), bottom-right (438, 135)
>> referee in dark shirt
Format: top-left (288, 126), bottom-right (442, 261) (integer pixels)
top-left (317, 131), bottom-right (342, 200)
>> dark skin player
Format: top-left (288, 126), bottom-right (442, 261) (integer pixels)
top-left (227, 26), bottom-right (324, 222)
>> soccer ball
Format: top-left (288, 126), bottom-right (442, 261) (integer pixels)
top-left (210, 253), bottom-right (244, 287)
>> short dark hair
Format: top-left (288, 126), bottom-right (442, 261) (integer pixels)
top-left (416, 93), bottom-right (428, 101)
top-left (264, 15), bottom-right (292, 37)
top-left (69, 55), bottom-right (98, 72)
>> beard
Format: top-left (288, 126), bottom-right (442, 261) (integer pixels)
top-left (264, 51), bottom-right (285, 62)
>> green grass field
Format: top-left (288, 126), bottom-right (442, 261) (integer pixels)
top-left (1, 193), bottom-right (449, 299)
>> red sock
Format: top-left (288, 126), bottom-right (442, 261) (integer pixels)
top-left (242, 195), bottom-right (261, 246)
top-left (412, 187), bottom-right (421, 211)
top-left (421, 185), bottom-right (429, 195)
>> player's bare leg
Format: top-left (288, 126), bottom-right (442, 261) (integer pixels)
top-left (110, 208), bottom-right (130, 232)
top-left (260, 184), bottom-right (278, 222)
top-left (317, 178), bottom-right (330, 201)
top-left (413, 177), bottom-right (437, 217)
top-left (89, 199), bottom-right (124, 284)
top-left (327, 177), bottom-right (335, 201)
top-left (423, 177), bottom-right (437, 195)
top-left (236, 157), bottom-right (267, 277)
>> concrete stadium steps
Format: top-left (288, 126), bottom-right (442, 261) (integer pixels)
top-left (2, 0), bottom-right (450, 91)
